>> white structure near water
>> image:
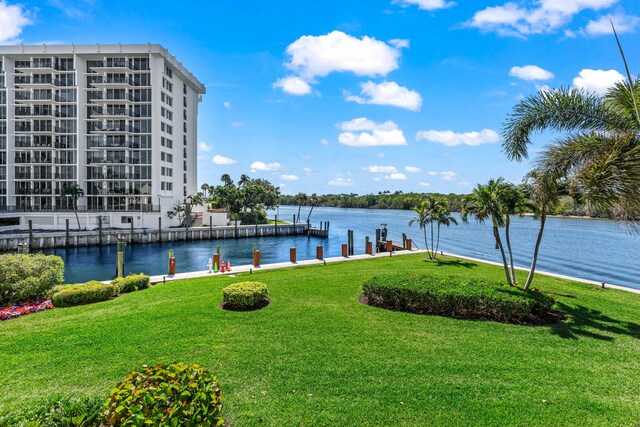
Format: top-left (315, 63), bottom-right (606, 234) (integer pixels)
top-left (0, 44), bottom-right (206, 230)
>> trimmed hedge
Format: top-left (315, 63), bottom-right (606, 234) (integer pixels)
top-left (222, 281), bottom-right (268, 308)
top-left (102, 363), bottom-right (223, 426)
top-left (363, 273), bottom-right (555, 323)
top-left (51, 281), bottom-right (118, 308)
top-left (111, 273), bottom-right (150, 293)
top-left (0, 254), bottom-right (64, 306)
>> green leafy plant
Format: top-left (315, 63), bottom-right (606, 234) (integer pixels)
top-left (51, 281), bottom-right (118, 308)
top-left (111, 273), bottom-right (150, 294)
top-left (363, 273), bottom-right (555, 324)
top-left (222, 281), bottom-right (268, 309)
top-left (0, 394), bottom-right (103, 427)
top-left (0, 254), bottom-right (64, 306)
top-left (101, 363), bottom-right (223, 426)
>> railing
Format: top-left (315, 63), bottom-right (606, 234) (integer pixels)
top-left (0, 205), bottom-right (161, 213)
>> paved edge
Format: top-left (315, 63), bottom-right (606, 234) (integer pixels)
top-left (111, 248), bottom-right (639, 295)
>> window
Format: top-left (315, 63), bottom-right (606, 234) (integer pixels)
top-left (161, 107), bottom-right (173, 121)
top-left (162, 78), bottom-right (173, 93)
top-left (164, 66), bottom-right (173, 78)
top-left (183, 83), bottom-right (187, 95)
top-left (161, 92), bottom-right (173, 106)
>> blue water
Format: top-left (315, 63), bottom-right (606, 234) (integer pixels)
top-left (48, 206), bottom-right (640, 290)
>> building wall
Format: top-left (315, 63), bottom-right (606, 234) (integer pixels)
top-left (0, 44), bottom-right (205, 230)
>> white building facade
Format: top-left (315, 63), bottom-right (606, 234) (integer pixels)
top-left (0, 44), bottom-right (205, 230)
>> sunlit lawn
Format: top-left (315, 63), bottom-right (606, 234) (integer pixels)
top-left (1, 253), bottom-right (639, 426)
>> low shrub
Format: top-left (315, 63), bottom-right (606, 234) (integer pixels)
top-left (51, 281), bottom-right (118, 308)
top-left (222, 281), bottom-right (268, 308)
top-left (0, 394), bottom-right (103, 427)
top-left (102, 362), bottom-right (223, 426)
top-left (0, 254), bottom-right (64, 306)
top-left (234, 209), bottom-right (268, 225)
top-left (362, 273), bottom-right (555, 323)
top-left (111, 273), bottom-right (150, 293)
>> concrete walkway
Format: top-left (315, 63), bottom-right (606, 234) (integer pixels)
top-left (144, 248), bottom-right (640, 295)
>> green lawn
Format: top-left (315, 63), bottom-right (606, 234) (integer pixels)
top-left (1, 254), bottom-right (640, 426)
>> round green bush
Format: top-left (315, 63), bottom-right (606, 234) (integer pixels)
top-left (50, 281), bottom-right (118, 308)
top-left (102, 363), bottom-right (223, 426)
top-left (222, 281), bottom-right (268, 308)
top-left (111, 273), bottom-right (150, 293)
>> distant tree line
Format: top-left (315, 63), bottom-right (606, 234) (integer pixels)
top-left (280, 191), bottom-right (467, 212)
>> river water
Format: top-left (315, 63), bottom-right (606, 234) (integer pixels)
top-left (49, 206), bottom-right (640, 290)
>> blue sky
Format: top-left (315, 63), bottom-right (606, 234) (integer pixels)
top-left (3, 0), bottom-right (640, 195)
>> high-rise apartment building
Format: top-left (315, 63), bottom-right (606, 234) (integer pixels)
top-left (0, 44), bottom-right (205, 229)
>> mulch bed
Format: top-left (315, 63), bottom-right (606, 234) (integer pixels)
top-left (220, 297), bottom-right (271, 312)
top-left (359, 294), bottom-right (565, 326)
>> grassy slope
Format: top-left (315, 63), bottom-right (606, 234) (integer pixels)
top-left (1, 254), bottom-right (639, 426)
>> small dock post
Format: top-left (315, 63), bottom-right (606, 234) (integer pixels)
top-left (253, 249), bottom-right (261, 267)
top-left (158, 217), bottom-right (162, 243)
top-left (316, 245), bottom-right (324, 260)
top-left (209, 216), bottom-right (213, 240)
top-left (405, 238), bottom-right (412, 250)
top-left (116, 235), bottom-right (126, 278)
top-left (342, 243), bottom-right (348, 257)
top-left (28, 220), bottom-right (33, 252)
top-left (98, 216), bottom-right (103, 246)
top-left (290, 247), bottom-right (296, 263)
top-left (65, 219), bottom-right (70, 249)
top-left (365, 236), bottom-right (373, 255)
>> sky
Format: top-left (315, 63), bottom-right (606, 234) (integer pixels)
top-left (2, 0), bottom-right (640, 195)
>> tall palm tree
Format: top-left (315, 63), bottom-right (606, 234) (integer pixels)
top-left (431, 200), bottom-right (458, 260)
top-left (521, 171), bottom-right (562, 289)
top-left (295, 192), bottom-right (307, 223)
top-left (306, 194), bottom-right (320, 223)
top-left (61, 184), bottom-right (84, 231)
top-left (408, 200), bottom-right (432, 259)
top-left (502, 30), bottom-right (640, 233)
top-left (461, 178), bottom-right (513, 286)
top-left (499, 183), bottom-right (533, 284)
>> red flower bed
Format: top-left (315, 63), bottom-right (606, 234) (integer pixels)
top-left (0, 300), bottom-right (54, 321)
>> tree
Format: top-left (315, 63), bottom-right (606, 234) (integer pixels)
top-left (61, 184), bottom-right (84, 231)
top-left (408, 200), bottom-right (432, 259)
top-left (295, 193), bottom-right (307, 223)
top-left (502, 29), bottom-right (640, 233)
top-left (306, 194), bottom-right (320, 223)
top-left (498, 183), bottom-right (532, 284)
top-left (430, 199), bottom-right (458, 259)
top-left (461, 178), bottom-right (513, 286)
top-left (521, 171), bottom-right (562, 289)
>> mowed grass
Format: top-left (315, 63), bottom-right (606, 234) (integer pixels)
top-left (1, 254), bottom-right (640, 426)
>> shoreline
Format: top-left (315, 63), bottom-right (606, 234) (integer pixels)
top-left (128, 248), bottom-right (640, 295)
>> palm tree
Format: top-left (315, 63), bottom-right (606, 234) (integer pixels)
top-left (502, 29), bottom-right (640, 233)
top-left (306, 194), bottom-right (320, 223)
top-left (295, 192), bottom-right (307, 223)
top-left (521, 171), bottom-right (562, 289)
top-left (461, 178), bottom-right (513, 286)
top-left (431, 200), bottom-right (458, 260)
top-left (499, 183), bottom-right (533, 284)
top-left (61, 184), bottom-right (84, 231)
top-left (408, 200), bottom-right (432, 259)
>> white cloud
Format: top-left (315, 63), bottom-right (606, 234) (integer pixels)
top-left (509, 65), bottom-right (554, 81)
top-left (374, 177), bottom-right (382, 182)
top-left (212, 155), bottom-right (237, 165)
top-left (198, 141), bottom-right (212, 152)
top-left (572, 69), bottom-right (624, 95)
top-left (419, 182), bottom-right (431, 187)
top-left (467, 0), bottom-right (618, 37)
top-left (386, 173), bottom-right (407, 180)
top-left (365, 165), bottom-right (398, 173)
top-left (283, 30), bottom-right (403, 81)
top-left (320, 138), bottom-right (329, 145)
top-left (377, 153), bottom-right (385, 158)
top-left (427, 171), bottom-right (457, 181)
top-left (338, 118), bottom-right (407, 147)
top-left (389, 38), bottom-right (410, 49)
top-left (223, 101), bottom-right (232, 109)
top-left (346, 81), bottom-right (423, 111)
top-left (441, 171), bottom-right (457, 181)
top-left (273, 76), bottom-right (313, 95)
top-left (583, 13), bottom-right (640, 35)
top-left (280, 174), bottom-right (300, 181)
top-left (405, 166), bottom-right (421, 173)
top-left (251, 161), bottom-right (281, 172)
top-left (303, 167), bottom-right (312, 173)
top-left (231, 121), bottom-right (244, 127)
top-left (0, 1), bottom-right (31, 43)
top-left (329, 177), bottom-right (354, 187)
top-left (392, 0), bottom-right (456, 11)
top-left (416, 129), bottom-right (500, 147)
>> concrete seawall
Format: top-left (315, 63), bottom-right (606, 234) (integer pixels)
top-left (0, 223), bottom-right (308, 251)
